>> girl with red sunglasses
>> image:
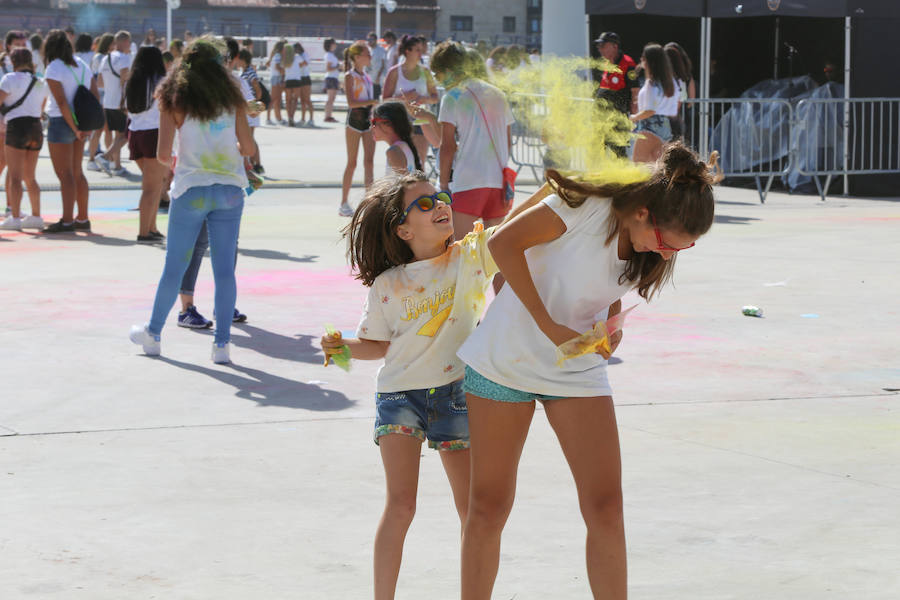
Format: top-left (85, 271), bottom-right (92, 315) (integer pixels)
top-left (457, 142), bottom-right (716, 599)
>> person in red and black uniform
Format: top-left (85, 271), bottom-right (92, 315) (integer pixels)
top-left (594, 32), bottom-right (638, 157)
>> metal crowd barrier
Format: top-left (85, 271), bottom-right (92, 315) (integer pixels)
top-left (507, 93), bottom-right (900, 203)
top-left (794, 97), bottom-right (900, 200)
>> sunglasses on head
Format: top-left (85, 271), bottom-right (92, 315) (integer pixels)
top-left (399, 191), bottom-right (452, 224)
top-left (650, 213), bottom-right (695, 252)
top-left (372, 116), bottom-right (391, 125)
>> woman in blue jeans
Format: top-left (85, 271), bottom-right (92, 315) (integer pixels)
top-left (175, 221), bottom-right (247, 329)
top-left (129, 36), bottom-right (255, 364)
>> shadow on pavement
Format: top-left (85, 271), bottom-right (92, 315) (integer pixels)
top-left (714, 214), bottom-right (760, 225)
top-left (238, 248), bottom-right (318, 263)
top-left (156, 356), bottom-right (355, 411)
top-left (35, 232), bottom-right (165, 248)
top-left (227, 326), bottom-right (325, 365)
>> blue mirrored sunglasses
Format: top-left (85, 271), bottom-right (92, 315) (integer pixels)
top-left (399, 191), bottom-right (453, 224)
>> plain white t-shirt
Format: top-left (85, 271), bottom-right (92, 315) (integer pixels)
top-left (366, 44), bottom-right (387, 84)
top-left (324, 51), bottom-right (340, 79)
top-left (458, 195), bottom-right (635, 397)
top-left (284, 54), bottom-right (302, 80)
top-left (0, 72), bottom-right (48, 121)
top-left (438, 79), bottom-right (515, 193)
top-left (297, 52), bottom-right (311, 78)
top-left (357, 225), bottom-right (499, 393)
top-left (99, 50), bottom-right (132, 109)
top-left (44, 57), bottom-right (91, 118)
top-left (638, 79), bottom-right (679, 117)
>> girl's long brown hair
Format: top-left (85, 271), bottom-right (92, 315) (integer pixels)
top-left (344, 172), bottom-right (430, 286)
top-left (156, 36), bottom-right (244, 121)
top-left (546, 141), bottom-right (715, 300)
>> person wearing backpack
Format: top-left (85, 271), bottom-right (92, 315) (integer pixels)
top-left (42, 29), bottom-right (98, 234)
top-left (0, 48), bottom-right (48, 231)
top-left (97, 30), bottom-right (132, 176)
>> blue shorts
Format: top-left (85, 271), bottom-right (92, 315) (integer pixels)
top-left (463, 366), bottom-right (564, 404)
top-left (374, 380), bottom-right (469, 451)
top-left (47, 116), bottom-right (77, 144)
top-left (634, 114), bottom-right (672, 143)
top-left (324, 77), bottom-right (340, 91)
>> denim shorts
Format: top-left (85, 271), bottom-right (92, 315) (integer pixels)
top-left (463, 366), bottom-right (564, 404)
top-left (47, 116), bottom-right (77, 144)
top-left (634, 114), bottom-right (672, 143)
top-left (374, 379), bottom-right (469, 450)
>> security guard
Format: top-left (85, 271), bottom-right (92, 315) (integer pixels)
top-left (594, 31), bottom-right (638, 115)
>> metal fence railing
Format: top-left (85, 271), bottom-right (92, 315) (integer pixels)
top-left (507, 94), bottom-right (900, 203)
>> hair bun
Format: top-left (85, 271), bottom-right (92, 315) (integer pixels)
top-left (661, 142), bottom-right (712, 188)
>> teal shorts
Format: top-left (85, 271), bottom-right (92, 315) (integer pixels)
top-left (463, 366), bottom-right (564, 404)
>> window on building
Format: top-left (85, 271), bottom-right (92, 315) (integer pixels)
top-left (450, 15), bottom-right (473, 32)
top-left (527, 0), bottom-right (541, 8)
top-left (503, 17), bottom-right (516, 33)
top-left (529, 18), bottom-right (542, 34)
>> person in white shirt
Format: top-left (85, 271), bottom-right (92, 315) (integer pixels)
top-left (86, 33), bottom-right (114, 172)
top-left (382, 30), bottom-right (398, 70)
top-left (0, 30), bottom-right (29, 204)
top-left (629, 43), bottom-right (678, 164)
top-left (319, 173), bottom-right (498, 600)
top-left (0, 48), bottom-right (48, 231)
top-left (42, 29), bottom-right (99, 233)
top-left (365, 31), bottom-right (387, 99)
top-left (124, 46), bottom-right (166, 242)
top-left (97, 30), bottom-right (133, 175)
top-left (457, 145), bottom-right (716, 599)
top-left (322, 38), bottom-right (340, 122)
top-left (265, 39), bottom-right (285, 125)
top-left (431, 41), bottom-right (514, 241)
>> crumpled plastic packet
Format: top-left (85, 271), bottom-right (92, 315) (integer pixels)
top-left (555, 305), bottom-right (637, 366)
top-left (323, 324), bottom-right (352, 372)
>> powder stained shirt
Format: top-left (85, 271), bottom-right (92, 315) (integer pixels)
top-left (438, 78), bottom-right (515, 193)
top-left (357, 225), bottom-right (498, 393)
top-left (458, 195), bottom-right (634, 398)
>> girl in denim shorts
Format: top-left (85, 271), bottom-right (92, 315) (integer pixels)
top-left (320, 171), bottom-right (503, 599)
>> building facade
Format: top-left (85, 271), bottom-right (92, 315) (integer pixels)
top-left (434, 0), bottom-right (540, 48)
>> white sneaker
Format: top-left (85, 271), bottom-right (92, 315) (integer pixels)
top-left (339, 203), bottom-right (354, 217)
top-left (129, 323), bottom-right (161, 356)
top-left (211, 341), bottom-right (231, 364)
top-left (0, 216), bottom-right (22, 230)
top-left (95, 155), bottom-right (112, 175)
top-left (112, 166), bottom-right (130, 177)
top-left (86, 160), bottom-right (102, 171)
top-left (306, 119), bottom-right (315, 127)
top-left (20, 215), bottom-right (45, 230)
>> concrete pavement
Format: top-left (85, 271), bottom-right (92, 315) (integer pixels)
top-left (1, 147), bottom-right (898, 597)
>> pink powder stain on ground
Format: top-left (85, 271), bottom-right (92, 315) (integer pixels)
top-left (238, 268), bottom-right (360, 297)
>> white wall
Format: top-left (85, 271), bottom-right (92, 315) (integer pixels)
top-left (541, 0), bottom-right (588, 58)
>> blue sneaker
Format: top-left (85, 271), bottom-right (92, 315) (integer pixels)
top-left (232, 308), bottom-right (248, 323)
top-left (177, 305), bottom-right (213, 329)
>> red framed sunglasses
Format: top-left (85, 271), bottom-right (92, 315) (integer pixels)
top-left (650, 213), bottom-right (695, 252)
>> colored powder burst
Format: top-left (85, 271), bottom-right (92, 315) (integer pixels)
top-left (485, 57), bottom-right (650, 186)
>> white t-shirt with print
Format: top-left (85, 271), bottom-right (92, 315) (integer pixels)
top-left (0, 72), bottom-right (48, 121)
top-left (99, 50), bottom-right (132, 109)
top-left (438, 79), bottom-right (515, 193)
top-left (324, 51), bottom-right (340, 79)
top-left (357, 224), bottom-right (499, 393)
top-left (44, 57), bottom-right (91, 118)
top-left (458, 195), bottom-right (634, 397)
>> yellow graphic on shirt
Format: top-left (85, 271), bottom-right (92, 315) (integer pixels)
top-left (401, 284), bottom-right (455, 337)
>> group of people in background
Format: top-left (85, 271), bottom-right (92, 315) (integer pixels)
top-left (594, 31), bottom-right (696, 163)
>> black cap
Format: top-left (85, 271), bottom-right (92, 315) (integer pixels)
top-left (594, 32), bottom-right (621, 45)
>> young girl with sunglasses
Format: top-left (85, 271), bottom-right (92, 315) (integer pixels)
top-left (456, 142), bottom-right (715, 599)
top-left (320, 171), bottom-right (543, 600)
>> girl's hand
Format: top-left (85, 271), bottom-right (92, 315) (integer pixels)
top-left (542, 321), bottom-right (581, 349)
top-left (76, 130), bottom-right (89, 141)
top-left (320, 331), bottom-right (346, 356)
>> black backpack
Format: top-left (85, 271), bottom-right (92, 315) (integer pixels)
top-left (67, 62), bottom-right (104, 131)
top-left (258, 80), bottom-right (271, 109)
